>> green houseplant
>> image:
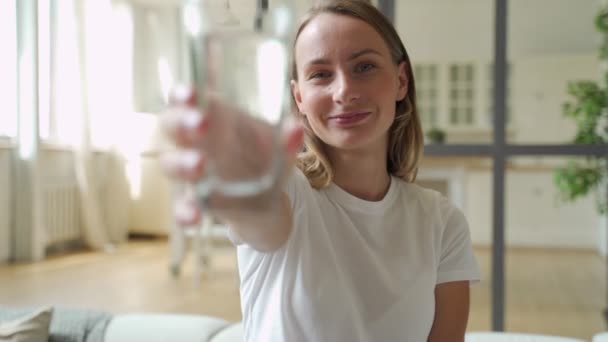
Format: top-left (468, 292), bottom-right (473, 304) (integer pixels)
top-left (553, 3), bottom-right (608, 327)
top-left (425, 127), bottom-right (446, 144)
top-left (553, 5), bottom-right (608, 215)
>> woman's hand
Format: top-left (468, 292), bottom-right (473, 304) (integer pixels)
top-left (161, 85), bottom-right (304, 229)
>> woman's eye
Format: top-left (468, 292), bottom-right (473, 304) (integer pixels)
top-left (356, 63), bottom-right (376, 73)
top-left (309, 71), bottom-right (330, 79)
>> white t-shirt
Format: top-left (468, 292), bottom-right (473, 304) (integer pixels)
top-left (234, 169), bottom-right (481, 342)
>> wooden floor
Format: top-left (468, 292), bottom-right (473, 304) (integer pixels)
top-left (0, 238), bottom-right (605, 340)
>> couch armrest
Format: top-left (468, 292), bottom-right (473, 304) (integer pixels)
top-left (104, 313), bottom-right (230, 342)
top-left (594, 332), bottom-right (608, 342)
top-left (211, 322), bottom-right (243, 342)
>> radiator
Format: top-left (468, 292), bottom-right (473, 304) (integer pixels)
top-left (43, 183), bottom-right (82, 247)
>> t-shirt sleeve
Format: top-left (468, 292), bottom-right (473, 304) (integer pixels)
top-left (436, 199), bottom-right (481, 285)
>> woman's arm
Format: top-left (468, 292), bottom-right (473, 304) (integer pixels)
top-left (223, 191), bottom-right (294, 252)
top-left (427, 280), bottom-right (471, 342)
top-left (162, 87), bottom-right (304, 253)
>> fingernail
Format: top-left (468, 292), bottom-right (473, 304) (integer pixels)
top-left (172, 84), bottom-right (191, 103)
top-left (181, 110), bottom-right (207, 139)
top-left (283, 117), bottom-right (299, 131)
top-left (182, 109), bottom-right (202, 127)
top-left (181, 151), bottom-right (201, 170)
top-left (175, 201), bottom-right (197, 222)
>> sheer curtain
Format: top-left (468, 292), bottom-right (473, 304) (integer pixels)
top-left (53, 0), bottom-right (134, 250)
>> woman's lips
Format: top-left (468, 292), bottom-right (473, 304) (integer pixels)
top-left (328, 112), bottom-right (371, 126)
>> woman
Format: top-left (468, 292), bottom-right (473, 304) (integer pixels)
top-left (163, 1), bottom-right (480, 341)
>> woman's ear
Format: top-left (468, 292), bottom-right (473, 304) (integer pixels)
top-left (291, 79), bottom-right (303, 112)
top-left (396, 62), bottom-right (408, 101)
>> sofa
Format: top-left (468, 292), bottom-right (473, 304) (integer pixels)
top-left (3, 306), bottom-right (605, 342)
top-left (594, 332), bottom-right (608, 342)
top-left (465, 332), bottom-right (587, 341)
top-left (0, 306), bottom-right (243, 342)
top-left (104, 313), bottom-right (243, 342)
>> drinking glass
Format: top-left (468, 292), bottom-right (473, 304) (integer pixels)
top-left (178, 0), bottom-right (296, 207)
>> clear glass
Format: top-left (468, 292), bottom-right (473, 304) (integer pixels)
top-left (179, 0), bottom-right (296, 202)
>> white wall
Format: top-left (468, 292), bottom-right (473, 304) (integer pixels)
top-left (93, 152), bottom-right (131, 242)
top-left (128, 155), bottom-right (173, 235)
top-left (464, 168), bottom-right (599, 249)
top-left (511, 54), bottom-right (600, 143)
top-left (396, 0), bottom-right (597, 61)
top-left (0, 147), bottom-right (11, 262)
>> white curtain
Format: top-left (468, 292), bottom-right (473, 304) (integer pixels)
top-left (56, 0), bottom-right (133, 249)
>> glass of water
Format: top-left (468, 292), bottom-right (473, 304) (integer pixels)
top-left (178, 0), bottom-right (296, 207)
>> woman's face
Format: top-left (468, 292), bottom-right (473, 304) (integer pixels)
top-left (291, 12), bottom-right (408, 154)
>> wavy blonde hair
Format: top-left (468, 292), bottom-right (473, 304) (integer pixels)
top-left (291, 0), bottom-right (424, 189)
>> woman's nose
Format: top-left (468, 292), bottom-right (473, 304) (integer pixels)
top-left (332, 73), bottom-right (361, 105)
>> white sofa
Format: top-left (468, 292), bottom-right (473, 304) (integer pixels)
top-left (0, 306), bottom-right (244, 342)
top-left (104, 313), bottom-right (243, 342)
top-left (466, 332), bottom-right (587, 342)
top-left (594, 332), bottom-right (608, 342)
top-left (4, 306), bottom-right (605, 342)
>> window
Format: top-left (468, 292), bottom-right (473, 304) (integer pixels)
top-left (448, 64), bottom-right (475, 125)
top-left (39, 0), bottom-right (84, 145)
top-left (38, 0), bottom-right (134, 148)
top-left (414, 64), bottom-right (439, 128)
top-left (0, 0), bottom-right (18, 138)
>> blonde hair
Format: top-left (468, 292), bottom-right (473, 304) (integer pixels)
top-left (292, 0), bottom-right (424, 189)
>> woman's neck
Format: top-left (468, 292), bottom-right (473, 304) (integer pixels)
top-left (326, 145), bottom-right (391, 202)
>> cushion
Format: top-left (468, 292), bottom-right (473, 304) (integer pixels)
top-left (0, 306), bottom-right (53, 342)
top-left (594, 332), bottom-right (608, 342)
top-left (104, 313), bottom-right (230, 342)
top-left (466, 332), bottom-right (587, 342)
top-left (47, 307), bottom-right (112, 342)
top-left (0, 306), bottom-right (112, 342)
top-left (211, 322), bottom-right (243, 342)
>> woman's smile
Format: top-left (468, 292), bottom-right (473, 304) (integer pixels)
top-left (327, 111), bottom-right (372, 127)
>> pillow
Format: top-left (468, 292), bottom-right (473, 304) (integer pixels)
top-left (0, 307), bottom-right (53, 342)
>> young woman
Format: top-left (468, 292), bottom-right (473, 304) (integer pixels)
top-left (163, 1), bottom-right (480, 341)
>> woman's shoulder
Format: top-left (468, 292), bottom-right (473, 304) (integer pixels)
top-left (284, 167), bottom-right (315, 208)
top-left (394, 178), bottom-right (441, 205)
top-left (393, 178), bottom-right (460, 222)
top-left (286, 167), bottom-right (313, 192)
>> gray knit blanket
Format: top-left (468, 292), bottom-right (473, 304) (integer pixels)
top-left (0, 305), bottom-right (112, 342)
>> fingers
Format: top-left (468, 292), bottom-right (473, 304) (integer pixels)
top-left (283, 119), bottom-right (305, 158)
top-left (169, 84), bottom-right (197, 107)
top-left (161, 150), bottom-right (206, 182)
top-left (162, 107), bottom-right (209, 148)
top-left (174, 195), bottom-right (202, 226)
top-left (164, 85), bottom-right (206, 227)
top-left (162, 88), bottom-right (232, 149)
top-left (162, 84), bottom-right (212, 148)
